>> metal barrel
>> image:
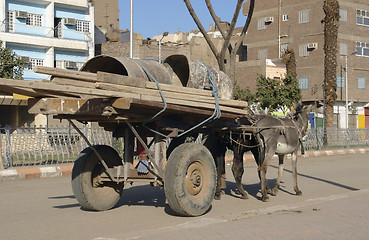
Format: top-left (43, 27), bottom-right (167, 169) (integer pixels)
top-left (163, 54), bottom-right (233, 99)
top-left (80, 55), bottom-right (175, 85)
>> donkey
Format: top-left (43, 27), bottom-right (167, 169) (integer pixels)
top-left (203, 116), bottom-right (259, 200)
top-left (231, 103), bottom-right (310, 202)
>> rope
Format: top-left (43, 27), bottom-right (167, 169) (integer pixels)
top-left (133, 60), bottom-right (169, 139)
top-left (177, 61), bottom-right (221, 137)
top-left (227, 131), bottom-right (261, 148)
top-left (133, 59), bottom-right (222, 139)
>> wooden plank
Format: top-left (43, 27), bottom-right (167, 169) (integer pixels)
top-left (130, 99), bottom-right (242, 120)
top-left (0, 78), bottom-right (139, 99)
top-left (0, 85), bottom-right (78, 98)
top-left (138, 94), bottom-right (248, 115)
top-left (97, 71), bottom-right (147, 88)
top-left (96, 82), bottom-right (246, 114)
top-left (33, 66), bottom-right (97, 82)
top-left (28, 98), bottom-right (132, 115)
top-left (0, 86), bottom-right (42, 97)
top-left (51, 77), bottom-right (96, 89)
top-left (145, 81), bottom-right (213, 97)
top-left (96, 82), bottom-right (248, 109)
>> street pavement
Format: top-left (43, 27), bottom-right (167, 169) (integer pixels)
top-left (117, 188), bottom-right (369, 240)
top-left (1, 147), bottom-right (369, 181)
top-left (0, 149), bottom-right (368, 240)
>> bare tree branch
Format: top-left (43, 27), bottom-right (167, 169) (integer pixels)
top-left (219, 0), bottom-right (244, 62)
top-left (205, 0), bottom-right (226, 38)
top-left (184, 0), bottom-right (254, 75)
top-left (232, 0), bottom-right (254, 56)
top-left (184, 0), bottom-right (220, 60)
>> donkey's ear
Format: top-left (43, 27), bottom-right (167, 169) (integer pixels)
top-left (303, 104), bottom-right (313, 112)
top-left (290, 103), bottom-right (297, 115)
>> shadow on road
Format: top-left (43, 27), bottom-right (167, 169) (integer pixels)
top-left (269, 164), bottom-right (359, 191)
top-left (115, 184), bottom-right (166, 208)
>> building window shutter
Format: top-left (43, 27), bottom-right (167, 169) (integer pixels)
top-left (258, 49), bottom-right (268, 59)
top-left (340, 9), bottom-right (347, 22)
top-left (257, 18), bottom-right (266, 30)
top-left (337, 75), bottom-right (344, 88)
top-left (340, 43), bottom-right (347, 56)
top-left (299, 10), bottom-right (309, 24)
top-left (298, 78), bottom-right (309, 90)
top-left (358, 77), bottom-right (366, 89)
top-left (299, 44), bottom-right (309, 57)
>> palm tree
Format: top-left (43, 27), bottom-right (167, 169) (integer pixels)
top-left (323, 0), bottom-right (340, 128)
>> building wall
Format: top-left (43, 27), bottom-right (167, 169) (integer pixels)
top-left (0, 0), bottom-right (94, 127)
top-left (92, 0), bottom-right (120, 42)
top-left (242, 0), bottom-right (369, 128)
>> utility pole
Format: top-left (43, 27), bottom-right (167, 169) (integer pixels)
top-left (130, 0), bottom-right (133, 58)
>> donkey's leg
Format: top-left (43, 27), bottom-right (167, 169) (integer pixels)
top-left (291, 151), bottom-right (302, 196)
top-left (214, 154), bottom-right (224, 200)
top-left (258, 170), bottom-right (272, 194)
top-left (259, 152), bottom-right (274, 202)
top-left (232, 149), bottom-right (248, 199)
top-left (272, 154), bottom-right (284, 196)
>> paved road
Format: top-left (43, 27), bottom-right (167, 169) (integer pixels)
top-left (1, 153), bottom-right (368, 240)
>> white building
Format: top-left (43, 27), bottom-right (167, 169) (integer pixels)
top-left (0, 0), bottom-right (94, 126)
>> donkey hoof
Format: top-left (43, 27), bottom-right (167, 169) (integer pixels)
top-left (266, 187), bottom-right (272, 194)
top-left (214, 193), bottom-right (221, 200)
top-left (240, 194), bottom-right (249, 200)
top-left (262, 196), bottom-right (270, 202)
top-left (295, 190), bottom-right (303, 196)
top-left (271, 188), bottom-right (279, 196)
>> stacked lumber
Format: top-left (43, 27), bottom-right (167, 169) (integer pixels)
top-left (0, 66), bottom-right (251, 121)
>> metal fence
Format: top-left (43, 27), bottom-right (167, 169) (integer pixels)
top-left (0, 125), bottom-right (122, 169)
top-left (304, 128), bottom-right (369, 150)
top-left (1, 126), bottom-right (369, 169)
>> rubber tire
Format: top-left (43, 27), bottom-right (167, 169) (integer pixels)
top-left (164, 143), bottom-right (216, 216)
top-left (71, 145), bottom-right (124, 211)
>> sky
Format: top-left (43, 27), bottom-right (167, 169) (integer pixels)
top-left (118, 0), bottom-right (248, 39)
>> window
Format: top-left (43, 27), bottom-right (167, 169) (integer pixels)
top-left (337, 75), bottom-right (345, 88)
top-left (282, 14), bottom-right (289, 21)
top-left (299, 44), bottom-right (309, 57)
top-left (26, 13), bottom-right (42, 27)
top-left (6, 11), bottom-right (14, 32)
top-left (258, 49), bottom-right (268, 59)
top-left (76, 20), bottom-right (89, 33)
top-left (358, 77), bottom-right (365, 89)
top-left (257, 18), bottom-right (266, 30)
top-left (241, 45), bottom-right (247, 61)
top-left (340, 9), bottom-right (347, 22)
top-left (356, 41), bottom-right (369, 57)
top-left (298, 10), bottom-right (309, 24)
top-left (280, 44), bottom-right (289, 56)
top-left (356, 9), bottom-right (369, 26)
top-left (28, 58), bottom-right (44, 70)
top-left (340, 43), bottom-right (347, 56)
top-left (298, 78), bottom-right (309, 90)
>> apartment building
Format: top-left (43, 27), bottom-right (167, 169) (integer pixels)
top-left (241, 0), bottom-right (369, 128)
top-left (0, 0), bottom-right (94, 126)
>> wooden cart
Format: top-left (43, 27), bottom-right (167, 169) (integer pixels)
top-left (0, 63), bottom-right (252, 216)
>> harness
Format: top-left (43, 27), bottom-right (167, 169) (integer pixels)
top-left (229, 113), bottom-right (306, 155)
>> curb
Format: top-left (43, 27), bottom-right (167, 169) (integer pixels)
top-left (0, 165), bottom-right (72, 181)
top-left (1, 148), bottom-right (369, 181)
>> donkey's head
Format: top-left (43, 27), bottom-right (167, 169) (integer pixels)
top-left (291, 102), bottom-right (311, 138)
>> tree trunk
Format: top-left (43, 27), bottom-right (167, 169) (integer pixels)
top-left (281, 48), bottom-right (297, 79)
top-left (184, 0), bottom-right (254, 78)
top-left (323, 0), bottom-right (340, 128)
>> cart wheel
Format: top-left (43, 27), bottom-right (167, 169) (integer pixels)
top-left (164, 143), bottom-right (216, 216)
top-left (72, 145), bottom-right (124, 211)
